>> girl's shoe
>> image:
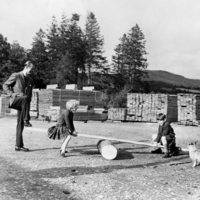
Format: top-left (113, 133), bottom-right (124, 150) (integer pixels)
top-left (60, 150), bottom-right (66, 157)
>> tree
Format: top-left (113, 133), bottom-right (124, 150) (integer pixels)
top-left (28, 29), bottom-right (50, 88)
top-left (85, 12), bottom-right (107, 85)
top-left (46, 16), bottom-right (61, 81)
top-left (112, 24), bottom-right (148, 88)
top-left (45, 14), bottom-right (87, 88)
top-left (66, 14), bottom-right (87, 87)
top-left (0, 34), bottom-right (10, 62)
top-left (9, 41), bottom-right (27, 72)
top-left (56, 51), bottom-right (74, 88)
top-left (0, 34), bottom-right (11, 89)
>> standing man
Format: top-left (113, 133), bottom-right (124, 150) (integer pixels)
top-left (3, 61), bottom-right (34, 152)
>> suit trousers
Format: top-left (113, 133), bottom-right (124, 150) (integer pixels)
top-left (24, 98), bottom-right (31, 122)
top-left (10, 96), bottom-right (29, 147)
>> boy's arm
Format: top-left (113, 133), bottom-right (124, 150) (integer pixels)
top-left (155, 127), bottom-right (162, 143)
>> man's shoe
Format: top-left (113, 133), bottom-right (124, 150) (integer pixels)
top-left (70, 132), bottom-right (78, 137)
top-left (15, 146), bottom-right (29, 152)
top-left (24, 121), bottom-right (32, 127)
top-left (170, 147), bottom-right (181, 156)
top-left (151, 148), bottom-right (163, 154)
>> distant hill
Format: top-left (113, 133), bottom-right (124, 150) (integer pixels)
top-left (143, 70), bottom-right (200, 93)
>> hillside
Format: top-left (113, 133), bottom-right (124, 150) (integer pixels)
top-left (145, 70), bottom-right (200, 92)
top-left (138, 70), bottom-right (200, 94)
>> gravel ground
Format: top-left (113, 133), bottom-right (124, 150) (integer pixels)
top-left (0, 116), bottom-right (200, 200)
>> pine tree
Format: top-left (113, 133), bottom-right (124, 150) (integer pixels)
top-left (112, 24), bottom-right (148, 88)
top-left (112, 34), bottom-right (128, 77)
top-left (45, 14), bottom-right (87, 88)
top-left (9, 41), bottom-right (27, 72)
top-left (56, 51), bottom-right (74, 88)
top-left (0, 34), bottom-right (11, 89)
top-left (67, 14), bottom-right (87, 86)
top-left (46, 16), bottom-right (61, 81)
top-left (85, 12), bottom-right (107, 85)
top-left (29, 29), bottom-right (50, 88)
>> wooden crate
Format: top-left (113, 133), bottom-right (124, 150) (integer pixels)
top-left (177, 93), bottom-right (200, 125)
top-left (108, 108), bottom-right (127, 121)
top-left (127, 93), bottom-right (177, 122)
top-left (0, 95), bottom-right (10, 116)
top-left (38, 89), bottom-right (106, 119)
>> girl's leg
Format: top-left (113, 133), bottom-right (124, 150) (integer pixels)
top-left (61, 135), bottom-right (71, 154)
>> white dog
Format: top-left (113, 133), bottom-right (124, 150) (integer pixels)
top-left (188, 142), bottom-right (200, 167)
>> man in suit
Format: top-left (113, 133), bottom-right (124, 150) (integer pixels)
top-left (3, 61), bottom-right (34, 152)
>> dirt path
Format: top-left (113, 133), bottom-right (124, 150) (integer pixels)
top-left (0, 117), bottom-right (200, 200)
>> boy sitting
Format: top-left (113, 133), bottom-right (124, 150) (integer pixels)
top-left (151, 113), bottom-right (179, 158)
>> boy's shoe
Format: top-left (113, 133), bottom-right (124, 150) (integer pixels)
top-left (151, 148), bottom-right (162, 154)
top-left (163, 153), bottom-right (171, 158)
top-left (170, 149), bottom-right (180, 156)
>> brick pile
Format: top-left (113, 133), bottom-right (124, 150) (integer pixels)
top-left (177, 93), bottom-right (200, 125)
top-left (126, 93), bottom-right (177, 122)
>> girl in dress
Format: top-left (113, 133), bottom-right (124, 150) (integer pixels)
top-left (48, 99), bottom-right (79, 157)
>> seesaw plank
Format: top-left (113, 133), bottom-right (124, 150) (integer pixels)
top-left (26, 127), bottom-right (163, 148)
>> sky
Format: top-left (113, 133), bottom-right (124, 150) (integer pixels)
top-left (1, 0), bottom-right (200, 79)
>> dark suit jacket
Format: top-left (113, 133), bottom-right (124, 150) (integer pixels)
top-left (155, 121), bottom-right (175, 143)
top-left (57, 109), bottom-right (75, 133)
top-left (3, 71), bottom-right (33, 106)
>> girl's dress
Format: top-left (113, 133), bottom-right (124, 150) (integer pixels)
top-left (48, 109), bottom-right (75, 140)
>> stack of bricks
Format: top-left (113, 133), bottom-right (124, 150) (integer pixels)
top-left (38, 89), bottom-right (60, 117)
top-left (177, 93), bottom-right (200, 126)
top-left (30, 90), bottom-right (39, 118)
top-left (47, 106), bottom-right (60, 121)
top-left (0, 95), bottom-right (10, 116)
top-left (38, 89), bottom-right (106, 118)
top-left (126, 93), bottom-right (177, 122)
top-left (108, 108), bottom-right (127, 121)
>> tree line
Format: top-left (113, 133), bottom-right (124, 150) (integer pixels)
top-left (0, 12), bottom-right (148, 107)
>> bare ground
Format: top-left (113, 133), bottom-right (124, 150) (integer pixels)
top-left (0, 116), bottom-right (200, 200)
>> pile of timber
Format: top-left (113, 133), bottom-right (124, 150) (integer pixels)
top-left (126, 93), bottom-right (177, 122)
top-left (74, 107), bottom-right (107, 122)
top-left (177, 93), bottom-right (200, 126)
top-left (48, 106), bottom-right (60, 121)
top-left (88, 108), bottom-right (107, 121)
top-left (0, 95), bottom-right (10, 116)
top-left (38, 89), bottom-right (106, 118)
top-left (108, 108), bottom-right (127, 121)
top-left (47, 106), bottom-right (107, 122)
top-left (30, 90), bottom-right (39, 118)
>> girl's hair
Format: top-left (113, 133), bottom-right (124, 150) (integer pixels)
top-left (66, 99), bottom-right (80, 109)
